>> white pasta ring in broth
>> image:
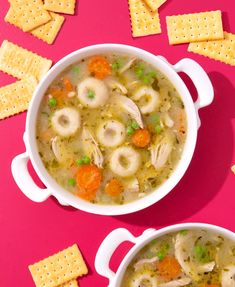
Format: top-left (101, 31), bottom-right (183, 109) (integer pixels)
top-left (110, 146), bottom-right (140, 177)
top-left (77, 77), bottom-right (109, 108)
top-left (51, 107), bottom-right (81, 137)
top-left (96, 120), bottom-right (126, 147)
top-left (132, 86), bottom-right (160, 114)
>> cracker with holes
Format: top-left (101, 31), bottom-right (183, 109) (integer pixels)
top-left (231, 165), bottom-right (235, 174)
top-left (188, 32), bottom-right (235, 66)
top-left (143, 0), bottom-right (167, 11)
top-left (61, 280), bottom-right (79, 287)
top-left (28, 244), bottom-right (88, 287)
top-left (0, 40), bottom-right (52, 82)
top-left (166, 10), bottom-right (224, 45)
top-left (0, 77), bottom-right (37, 120)
top-left (44, 0), bottom-right (76, 15)
top-left (31, 12), bottom-right (65, 45)
top-left (5, 0), bottom-right (51, 32)
top-left (128, 0), bottom-right (161, 37)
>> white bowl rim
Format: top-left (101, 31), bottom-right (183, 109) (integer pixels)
top-left (25, 43), bottom-right (198, 215)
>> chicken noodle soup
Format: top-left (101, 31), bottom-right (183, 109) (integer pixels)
top-left (36, 54), bottom-right (187, 204)
top-left (122, 229), bottom-right (235, 287)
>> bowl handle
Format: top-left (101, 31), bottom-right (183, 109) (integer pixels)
top-left (11, 152), bottom-right (51, 202)
top-left (95, 228), bottom-right (155, 285)
top-left (173, 58), bottom-right (214, 128)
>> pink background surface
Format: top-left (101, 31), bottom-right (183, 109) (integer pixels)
top-left (0, 0), bottom-right (235, 285)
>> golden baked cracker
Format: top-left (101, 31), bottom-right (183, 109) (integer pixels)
top-left (0, 77), bottom-right (37, 120)
top-left (0, 40), bottom-right (52, 82)
top-left (44, 0), bottom-right (76, 15)
top-left (144, 0), bottom-right (167, 11)
top-left (60, 280), bottom-right (79, 287)
top-left (5, 0), bottom-right (51, 32)
top-left (31, 12), bottom-right (65, 45)
top-left (166, 10), bottom-right (224, 45)
top-left (128, 0), bottom-right (161, 37)
top-left (28, 244), bottom-right (88, 287)
top-left (188, 32), bottom-right (235, 66)
top-left (231, 165), bottom-right (235, 174)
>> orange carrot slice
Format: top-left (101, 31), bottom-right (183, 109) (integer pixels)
top-left (76, 164), bottom-right (102, 201)
top-left (157, 256), bottom-right (181, 280)
top-left (63, 76), bottom-right (73, 92)
top-left (105, 178), bottom-right (124, 197)
top-left (131, 128), bottom-right (151, 148)
top-left (88, 56), bottom-right (111, 79)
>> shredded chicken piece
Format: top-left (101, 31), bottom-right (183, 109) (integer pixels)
top-left (119, 57), bottom-right (136, 73)
top-left (81, 127), bottom-right (104, 168)
top-left (134, 256), bottom-right (159, 270)
top-left (130, 272), bottom-right (158, 287)
top-left (106, 78), bottom-right (127, 94)
top-left (112, 94), bottom-right (144, 128)
top-left (221, 265), bottom-right (235, 287)
top-left (150, 135), bottom-right (173, 169)
top-left (197, 261), bottom-right (215, 273)
top-left (125, 178), bottom-right (139, 193)
top-left (159, 277), bottom-right (192, 287)
top-left (163, 113), bottom-right (174, 128)
top-left (51, 136), bottom-right (61, 162)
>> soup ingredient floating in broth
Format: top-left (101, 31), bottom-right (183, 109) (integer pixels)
top-left (88, 56), bottom-right (111, 79)
top-left (0, 40), bottom-right (52, 120)
top-left (110, 146), bottom-right (141, 177)
top-left (77, 77), bottom-right (109, 108)
top-left (36, 54), bottom-right (187, 205)
top-left (122, 229), bottom-right (235, 287)
top-left (97, 120), bottom-right (126, 148)
top-left (51, 107), bottom-right (81, 137)
top-left (132, 86), bottom-right (160, 114)
top-left (128, 0), bottom-right (161, 37)
top-left (76, 164), bottom-right (102, 201)
top-left (28, 244), bottom-right (87, 287)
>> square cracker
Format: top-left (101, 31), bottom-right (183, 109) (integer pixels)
top-left (143, 0), bottom-right (167, 11)
top-left (60, 280), bottom-right (79, 287)
top-left (231, 165), bottom-right (235, 174)
top-left (0, 77), bottom-right (37, 120)
top-left (5, 0), bottom-right (51, 32)
top-left (188, 32), bottom-right (235, 66)
top-left (128, 0), bottom-right (161, 37)
top-left (31, 12), bottom-right (65, 45)
top-left (0, 40), bottom-right (52, 82)
top-left (28, 244), bottom-right (88, 287)
top-left (44, 0), bottom-right (76, 15)
top-left (166, 10), bottom-right (224, 45)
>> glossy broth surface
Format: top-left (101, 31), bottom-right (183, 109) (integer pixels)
top-left (36, 54), bottom-right (187, 204)
top-left (121, 229), bottom-right (235, 287)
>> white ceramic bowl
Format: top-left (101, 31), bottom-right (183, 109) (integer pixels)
top-left (95, 223), bottom-right (235, 287)
top-left (11, 44), bottom-right (214, 215)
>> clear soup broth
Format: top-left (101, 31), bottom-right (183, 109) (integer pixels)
top-left (121, 229), bottom-right (235, 287)
top-left (36, 54), bottom-right (187, 204)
